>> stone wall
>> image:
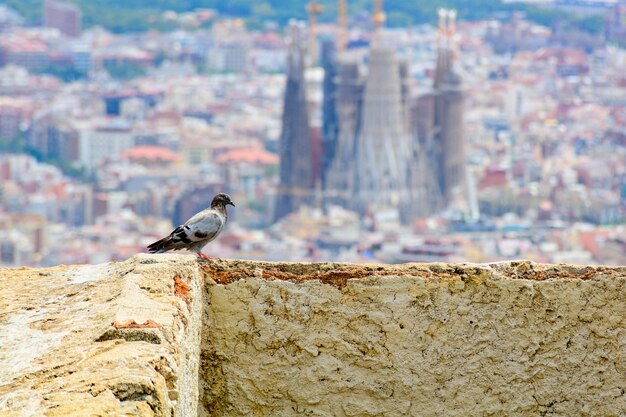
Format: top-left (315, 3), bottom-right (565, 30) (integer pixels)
top-left (1, 255), bottom-right (625, 416)
top-left (200, 260), bottom-right (626, 417)
top-left (0, 254), bottom-right (205, 416)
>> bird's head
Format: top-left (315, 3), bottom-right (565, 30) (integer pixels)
top-left (212, 193), bottom-right (235, 208)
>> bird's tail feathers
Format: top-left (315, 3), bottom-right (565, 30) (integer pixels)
top-left (147, 237), bottom-right (171, 254)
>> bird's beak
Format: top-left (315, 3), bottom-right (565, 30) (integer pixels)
top-left (228, 202), bottom-right (235, 207)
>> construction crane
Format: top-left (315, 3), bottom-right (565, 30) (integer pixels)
top-left (372, 0), bottom-right (385, 47)
top-left (337, 0), bottom-right (347, 52)
top-left (307, 0), bottom-right (323, 66)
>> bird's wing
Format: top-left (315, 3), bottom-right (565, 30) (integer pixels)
top-left (147, 209), bottom-right (224, 253)
top-left (181, 209), bottom-right (225, 242)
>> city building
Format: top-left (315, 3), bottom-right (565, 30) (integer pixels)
top-left (27, 115), bottom-right (79, 161)
top-left (353, 46), bottom-right (410, 211)
top-left (77, 120), bottom-right (135, 172)
top-left (0, 36), bottom-right (49, 72)
top-left (0, 96), bottom-right (34, 139)
top-left (409, 9), bottom-right (467, 217)
top-left (433, 9), bottom-right (466, 201)
top-left (324, 6), bottom-right (444, 223)
top-left (274, 24), bottom-right (314, 221)
top-left (605, 4), bottom-right (626, 44)
top-left (44, 0), bottom-right (81, 38)
top-left (206, 19), bottom-right (249, 73)
top-left (319, 39), bottom-right (339, 188)
top-left (325, 50), bottom-right (365, 203)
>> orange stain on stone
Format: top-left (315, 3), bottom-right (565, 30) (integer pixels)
top-left (112, 319), bottom-right (161, 329)
top-left (174, 275), bottom-right (191, 301)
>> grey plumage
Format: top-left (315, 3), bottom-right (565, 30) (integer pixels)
top-left (147, 193), bottom-right (235, 258)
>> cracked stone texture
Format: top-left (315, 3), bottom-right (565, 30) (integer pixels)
top-left (0, 254), bottom-right (204, 417)
top-left (201, 260), bottom-right (626, 417)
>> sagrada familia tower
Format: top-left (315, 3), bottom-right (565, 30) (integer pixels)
top-left (276, 1), bottom-right (467, 224)
top-left (274, 23), bottom-right (314, 221)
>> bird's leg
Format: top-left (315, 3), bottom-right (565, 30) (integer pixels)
top-left (197, 252), bottom-right (212, 260)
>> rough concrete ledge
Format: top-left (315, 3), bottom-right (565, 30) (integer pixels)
top-left (1, 255), bottom-right (625, 417)
top-left (0, 254), bottom-right (205, 417)
top-left (200, 259), bottom-right (626, 417)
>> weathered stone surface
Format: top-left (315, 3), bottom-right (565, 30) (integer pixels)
top-left (2, 256), bottom-right (625, 417)
top-left (200, 260), bottom-right (626, 417)
top-left (0, 254), bottom-right (204, 417)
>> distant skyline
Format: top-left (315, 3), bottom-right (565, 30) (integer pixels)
top-left (0, 1), bottom-right (624, 266)
top-left (0, 0), bottom-right (606, 34)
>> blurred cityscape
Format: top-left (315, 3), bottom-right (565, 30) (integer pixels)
top-left (1, 0), bottom-right (625, 266)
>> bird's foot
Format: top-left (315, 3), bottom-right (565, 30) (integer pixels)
top-left (197, 253), bottom-right (212, 260)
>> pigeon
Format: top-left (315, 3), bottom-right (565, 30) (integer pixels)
top-left (147, 193), bottom-right (235, 259)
